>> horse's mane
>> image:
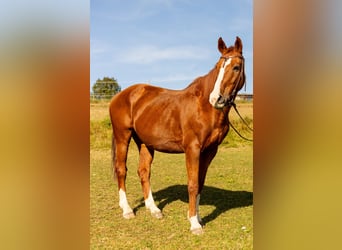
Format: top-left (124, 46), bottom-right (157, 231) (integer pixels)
top-left (186, 66), bottom-right (212, 85)
top-left (183, 66), bottom-right (218, 95)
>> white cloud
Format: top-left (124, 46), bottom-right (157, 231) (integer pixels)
top-left (90, 39), bottom-right (111, 55)
top-left (98, 0), bottom-right (175, 23)
top-left (139, 0), bottom-right (174, 8)
top-left (228, 17), bottom-right (253, 32)
top-left (151, 73), bottom-right (197, 83)
top-left (119, 45), bottom-right (210, 64)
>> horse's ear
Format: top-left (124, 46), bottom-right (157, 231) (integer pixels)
top-left (235, 36), bottom-right (243, 54)
top-left (218, 37), bottom-right (227, 54)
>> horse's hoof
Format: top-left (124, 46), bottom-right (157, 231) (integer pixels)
top-left (123, 212), bottom-right (135, 219)
top-left (151, 211), bottom-right (163, 219)
top-left (191, 227), bottom-right (204, 235)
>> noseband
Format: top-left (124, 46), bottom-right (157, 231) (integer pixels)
top-left (217, 55), bottom-right (245, 107)
top-left (220, 55), bottom-right (244, 61)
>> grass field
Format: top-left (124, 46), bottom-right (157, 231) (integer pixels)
top-left (90, 100), bottom-right (253, 249)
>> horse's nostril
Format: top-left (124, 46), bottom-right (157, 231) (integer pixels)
top-left (217, 95), bottom-right (225, 105)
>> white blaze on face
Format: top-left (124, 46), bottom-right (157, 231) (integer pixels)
top-left (209, 58), bottom-right (232, 107)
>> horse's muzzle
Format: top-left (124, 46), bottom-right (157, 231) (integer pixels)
top-left (214, 94), bottom-right (234, 109)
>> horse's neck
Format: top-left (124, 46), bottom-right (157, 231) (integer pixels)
top-left (186, 67), bottom-right (218, 104)
top-left (185, 67), bottom-right (230, 116)
top-left (203, 67), bottom-right (220, 97)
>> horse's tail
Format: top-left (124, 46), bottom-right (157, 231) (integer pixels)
top-left (111, 132), bottom-right (117, 181)
top-left (109, 104), bottom-right (118, 182)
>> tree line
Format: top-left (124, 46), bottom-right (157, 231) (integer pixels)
top-left (91, 77), bottom-right (121, 100)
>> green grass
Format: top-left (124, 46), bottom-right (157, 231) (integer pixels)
top-left (90, 104), bottom-right (253, 249)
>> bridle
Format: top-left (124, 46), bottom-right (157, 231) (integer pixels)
top-left (218, 54), bottom-right (245, 107)
top-left (220, 55), bottom-right (244, 61)
top-left (220, 55), bottom-right (253, 141)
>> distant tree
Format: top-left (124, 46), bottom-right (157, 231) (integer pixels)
top-left (92, 77), bottom-right (121, 99)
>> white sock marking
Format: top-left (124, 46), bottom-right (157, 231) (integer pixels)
top-left (145, 189), bottom-right (161, 214)
top-left (119, 189), bottom-right (133, 216)
top-left (209, 58), bottom-right (231, 106)
top-left (188, 194), bottom-right (202, 231)
top-left (189, 214), bottom-right (202, 231)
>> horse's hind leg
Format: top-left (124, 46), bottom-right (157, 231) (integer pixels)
top-left (137, 143), bottom-right (163, 219)
top-left (113, 130), bottom-right (135, 219)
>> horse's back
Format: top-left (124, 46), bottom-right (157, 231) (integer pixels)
top-left (109, 83), bottom-right (165, 128)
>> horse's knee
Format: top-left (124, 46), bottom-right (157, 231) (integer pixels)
top-left (137, 167), bottom-right (149, 183)
top-left (115, 166), bottom-right (127, 179)
top-left (188, 181), bottom-right (199, 195)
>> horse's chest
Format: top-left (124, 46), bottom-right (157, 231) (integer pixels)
top-left (204, 127), bottom-right (228, 148)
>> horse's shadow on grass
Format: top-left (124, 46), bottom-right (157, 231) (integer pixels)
top-left (134, 184), bottom-right (253, 225)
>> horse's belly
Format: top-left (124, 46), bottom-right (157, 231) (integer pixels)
top-left (133, 102), bottom-right (184, 153)
top-left (135, 130), bottom-right (184, 153)
top-left (153, 142), bottom-right (184, 154)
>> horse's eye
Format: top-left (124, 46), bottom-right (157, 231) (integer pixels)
top-left (233, 65), bottom-right (240, 72)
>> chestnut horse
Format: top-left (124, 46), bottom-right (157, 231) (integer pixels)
top-left (109, 37), bottom-right (246, 235)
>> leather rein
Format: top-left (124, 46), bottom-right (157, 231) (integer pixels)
top-left (227, 102), bottom-right (253, 142)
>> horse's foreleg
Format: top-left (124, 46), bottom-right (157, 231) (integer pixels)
top-left (196, 146), bottom-right (218, 225)
top-left (114, 134), bottom-right (135, 219)
top-left (137, 144), bottom-right (162, 219)
top-left (185, 144), bottom-right (203, 235)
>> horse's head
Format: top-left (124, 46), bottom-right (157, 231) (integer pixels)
top-left (209, 36), bottom-right (246, 109)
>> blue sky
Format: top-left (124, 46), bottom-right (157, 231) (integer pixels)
top-left (91, 0), bottom-right (253, 93)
